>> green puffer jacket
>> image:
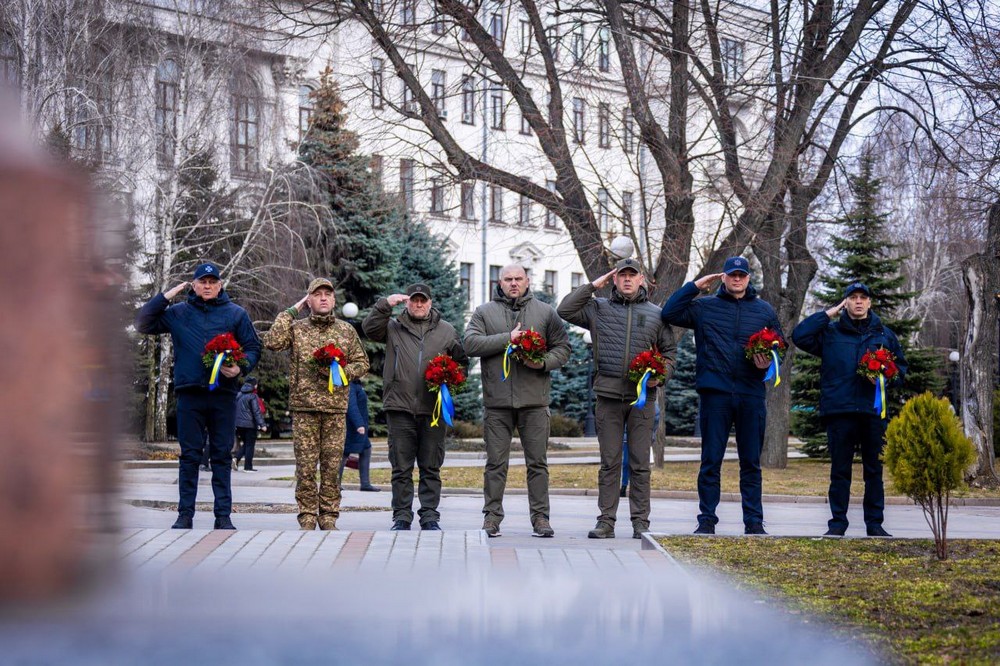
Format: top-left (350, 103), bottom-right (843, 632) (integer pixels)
top-left (464, 287), bottom-right (571, 409)
top-left (263, 311), bottom-right (369, 414)
top-left (362, 299), bottom-right (468, 416)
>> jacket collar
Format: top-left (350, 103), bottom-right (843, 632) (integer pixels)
top-left (611, 284), bottom-right (648, 305)
top-left (399, 307), bottom-right (440, 335)
top-left (493, 283), bottom-right (535, 310)
top-left (716, 283), bottom-right (758, 303)
top-left (836, 310), bottom-right (883, 334)
top-left (308, 313), bottom-right (337, 327)
top-left (187, 289), bottom-right (231, 310)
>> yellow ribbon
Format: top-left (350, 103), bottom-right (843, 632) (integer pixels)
top-left (878, 373), bottom-right (887, 419)
top-left (629, 369), bottom-right (652, 407)
top-left (327, 361), bottom-right (349, 393)
top-left (770, 348), bottom-right (782, 387)
top-left (208, 352), bottom-right (227, 390)
top-left (502, 343), bottom-right (516, 381)
top-left (431, 389), bottom-right (443, 427)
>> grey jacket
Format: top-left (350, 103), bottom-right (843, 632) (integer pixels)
top-left (558, 283), bottom-right (676, 400)
top-left (362, 298), bottom-right (467, 416)
top-left (464, 287), bottom-right (571, 409)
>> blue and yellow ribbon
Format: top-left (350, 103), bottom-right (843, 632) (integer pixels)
top-left (874, 373), bottom-right (887, 419)
top-left (763, 342), bottom-right (782, 386)
top-left (502, 343), bottom-right (517, 381)
top-left (208, 352), bottom-right (228, 391)
top-left (431, 384), bottom-right (455, 427)
top-left (328, 360), bottom-right (348, 393)
top-left (630, 369), bottom-right (652, 409)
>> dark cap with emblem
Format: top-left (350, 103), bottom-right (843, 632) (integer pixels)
top-left (843, 282), bottom-right (871, 299)
top-left (308, 277), bottom-right (335, 294)
top-left (192, 262), bottom-right (221, 280)
top-left (722, 256), bottom-right (751, 275)
top-left (407, 283), bottom-right (432, 299)
top-left (614, 258), bottom-right (642, 274)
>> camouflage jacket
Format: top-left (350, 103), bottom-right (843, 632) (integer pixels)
top-left (263, 311), bottom-right (369, 414)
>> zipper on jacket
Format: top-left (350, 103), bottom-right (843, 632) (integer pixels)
top-left (622, 303), bottom-right (634, 380)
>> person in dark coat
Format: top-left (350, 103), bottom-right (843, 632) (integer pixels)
top-left (661, 256), bottom-right (782, 535)
top-left (234, 377), bottom-right (267, 472)
top-left (135, 262), bottom-right (261, 530)
top-left (339, 379), bottom-right (380, 491)
top-left (791, 282), bottom-right (907, 537)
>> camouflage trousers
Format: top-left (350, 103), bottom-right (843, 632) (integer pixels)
top-left (292, 411), bottom-right (346, 528)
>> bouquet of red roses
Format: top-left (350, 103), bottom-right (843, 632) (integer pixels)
top-left (858, 347), bottom-right (898, 419)
top-left (513, 329), bottom-right (547, 365)
top-left (425, 354), bottom-right (466, 426)
top-left (627, 348), bottom-right (667, 408)
top-left (313, 343), bottom-right (349, 391)
top-left (202, 333), bottom-right (248, 390)
top-left (744, 327), bottom-right (786, 386)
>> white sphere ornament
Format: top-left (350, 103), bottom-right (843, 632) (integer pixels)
top-left (609, 236), bottom-right (635, 259)
top-left (342, 302), bottom-right (359, 319)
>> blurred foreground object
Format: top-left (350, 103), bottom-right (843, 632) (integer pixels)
top-left (0, 101), bottom-right (119, 603)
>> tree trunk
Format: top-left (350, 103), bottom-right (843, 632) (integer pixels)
top-left (653, 388), bottom-right (666, 469)
top-left (959, 202), bottom-right (1000, 487)
top-left (143, 340), bottom-right (157, 442)
top-left (762, 348), bottom-right (797, 468)
top-left (153, 337), bottom-right (173, 442)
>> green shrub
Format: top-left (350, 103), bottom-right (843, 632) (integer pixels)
top-left (549, 413), bottom-right (583, 437)
top-left (884, 392), bottom-right (976, 560)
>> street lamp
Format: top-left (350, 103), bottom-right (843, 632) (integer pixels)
top-left (948, 350), bottom-right (960, 415)
top-left (342, 302), bottom-right (359, 319)
top-left (582, 330), bottom-right (596, 437)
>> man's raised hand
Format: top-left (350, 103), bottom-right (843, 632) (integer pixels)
top-left (694, 273), bottom-right (725, 291)
top-left (509, 322), bottom-right (523, 343)
top-left (164, 282), bottom-right (189, 300)
top-left (386, 294), bottom-right (409, 307)
top-left (591, 269), bottom-right (616, 290)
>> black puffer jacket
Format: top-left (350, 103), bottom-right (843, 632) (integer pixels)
top-left (558, 283), bottom-right (676, 400)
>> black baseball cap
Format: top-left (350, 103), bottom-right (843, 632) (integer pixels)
top-left (407, 283), bottom-right (432, 299)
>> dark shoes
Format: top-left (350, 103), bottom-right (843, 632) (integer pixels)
top-left (632, 524), bottom-right (649, 540)
top-left (744, 523), bottom-right (767, 535)
top-left (390, 520), bottom-right (411, 531)
top-left (824, 526), bottom-right (847, 537)
top-left (867, 525), bottom-right (892, 537)
top-left (482, 520), bottom-right (502, 538)
top-left (359, 485), bottom-right (382, 492)
top-left (421, 521), bottom-right (442, 531)
top-left (693, 523), bottom-right (715, 535)
top-left (588, 521), bottom-right (615, 539)
top-left (214, 516), bottom-right (236, 530)
top-left (619, 486), bottom-right (628, 498)
top-left (532, 518), bottom-right (555, 538)
top-left (171, 515), bottom-right (193, 529)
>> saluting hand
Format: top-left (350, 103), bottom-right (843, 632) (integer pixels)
top-left (825, 298), bottom-right (848, 319)
top-left (164, 282), bottom-right (189, 300)
top-left (292, 294), bottom-right (309, 312)
top-left (694, 273), bottom-right (725, 291)
top-left (386, 294), bottom-right (409, 307)
top-left (591, 269), bottom-right (616, 289)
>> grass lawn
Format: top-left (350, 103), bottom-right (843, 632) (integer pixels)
top-left (657, 537), bottom-right (1000, 665)
top-left (346, 459), bottom-right (1000, 500)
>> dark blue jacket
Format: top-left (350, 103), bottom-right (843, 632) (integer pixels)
top-left (344, 380), bottom-right (372, 454)
top-left (235, 383), bottom-right (266, 429)
top-left (792, 310), bottom-right (907, 416)
top-left (135, 290), bottom-right (261, 394)
top-left (661, 282), bottom-right (783, 397)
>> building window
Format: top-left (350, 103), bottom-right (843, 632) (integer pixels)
top-left (298, 85), bottom-right (314, 141)
top-left (622, 190), bottom-right (633, 230)
top-left (431, 70), bottom-right (447, 119)
top-left (399, 159), bottom-right (415, 211)
top-left (598, 27), bottom-right (610, 72)
top-left (401, 0), bottom-right (417, 26)
top-left (154, 59), bottom-right (179, 167)
top-left (547, 25), bottom-right (560, 61)
top-left (0, 32), bottom-right (18, 88)
top-left (229, 73), bottom-right (259, 175)
top-left (430, 178), bottom-right (446, 214)
top-left (721, 38), bottom-right (745, 84)
top-left (622, 106), bottom-right (634, 153)
top-left (543, 270), bottom-right (557, 297)
top-left (490, 13), bottom-right (504, 45)
top-left (73, 57), bottom-right (114, 162)
top-left (490, 85), bottom-right (505, 130)
top-left (489, 185), bottom-right (503, 223)
top-left (518, 194), bottom-right (532, 226)
top-left (571, 272), bottom-right (583, 290)
top-left (597, 188), bottom-right (610, 232)
top-left (489, 265), bottom-right (502, 296)
top-left (519, 19), bottom-right (532, 54)
top-left (461, 181), bottom-right (476, 220)
top-left (545, 179), bottom-right (558, 229)
top-left (402, 62), bottom-right (418, 115)
top-left (572, 97), bottom-right (585, 144)
top-left (371, 58), bottom-right (384, 109)
top-left (460, 263), bottom-right (473, 305)
top-left (598, 103), bottom-right (610, 149)
top-left (432, 6), bottom-right (447, 34)
top-left (571, 24), bottom-right (585, 65)
top-left (461, 74), bottom-right (476, 125)
top-left (370, 154), bottom-right (383, 190)
top-left (519, 88), bottom-right (532, 135)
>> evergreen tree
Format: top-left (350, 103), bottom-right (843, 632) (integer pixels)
top-left (792, 152), bottom-right (944, 457)
top-left (549, 329), bottom-right (593, 423)
top-left (662, 332), bottom-right (699, 435)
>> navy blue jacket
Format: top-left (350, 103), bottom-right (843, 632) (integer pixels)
top-left (661, 282), bottom-right (783, 397)
top-left (135, 290), bottom-right (261, 394)
top-left (235, 383), bottom-right (266, 429)
top-left (344, 380), bottom-right (372, 454)
top-left (792, 310), bottom-right (907, 416)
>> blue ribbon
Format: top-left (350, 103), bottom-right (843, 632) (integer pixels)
top-left (762, 349), bottom-right (781, 386)
top-left (502, 344), bottom-right (517, 381)
top-left (441, 384), bottom-right (455, 427)
top-left (208, 352), bottom-right (227, 391)
top-left (874, 373), bottom-right (887, 419)
top-left (329, 360), bottom-right (347, 390)
top-left (630, 369), bottom-right (652, 409)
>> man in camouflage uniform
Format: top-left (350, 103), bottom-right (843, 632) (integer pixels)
top-left (264, 278), bottom-right (369, 530)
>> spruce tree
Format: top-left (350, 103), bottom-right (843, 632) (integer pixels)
top-left (662, 332), bottom-right (699, 435)
top-left (793, 152), bottom-right (944, 457)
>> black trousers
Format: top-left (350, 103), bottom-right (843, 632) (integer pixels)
top-left (826, 413), bottom-right (887, 530)
top-left (176, 389), bottom-right (237, 519)
top-left (234, 427), bottom-right (258, 470)
top-left (386, 411), bottom-right (447, 525)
